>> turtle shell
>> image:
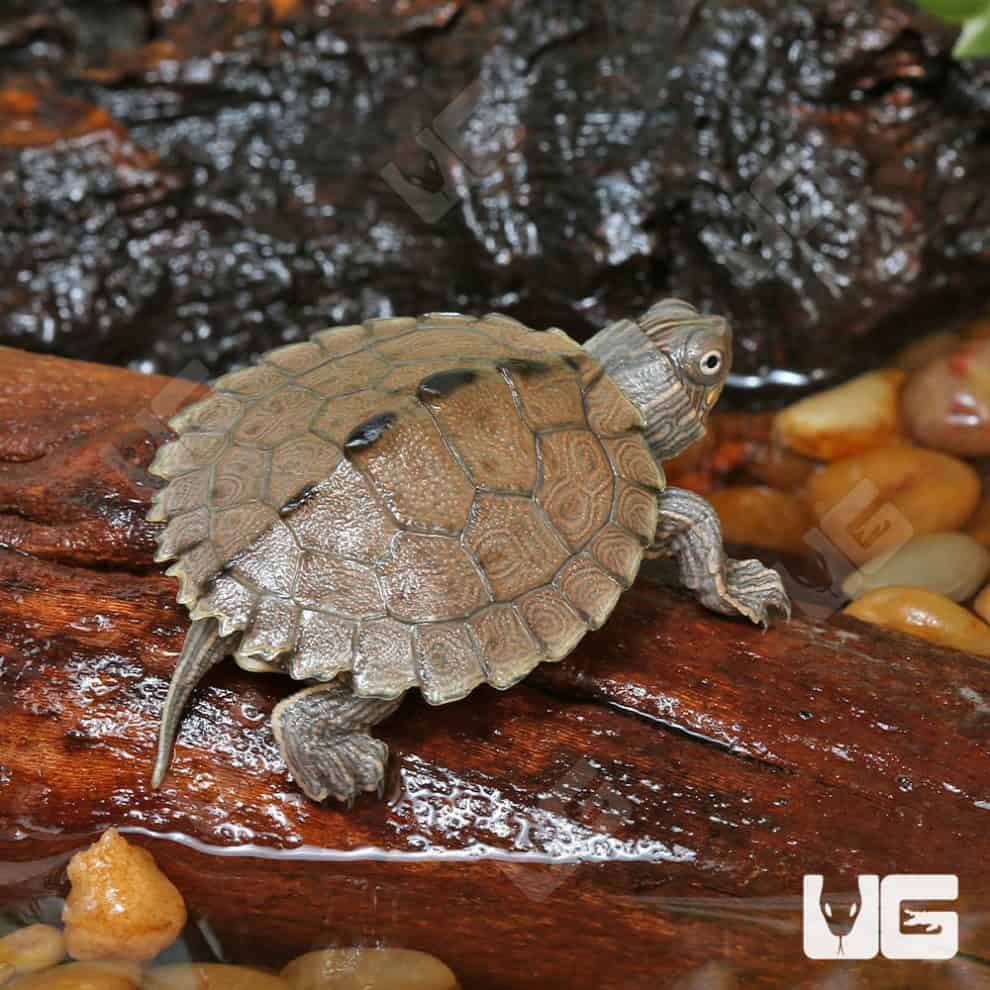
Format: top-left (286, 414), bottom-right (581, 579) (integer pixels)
top-left (148, 313), bottom-right (664, 705)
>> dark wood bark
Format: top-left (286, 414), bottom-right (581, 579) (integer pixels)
top-left (1, 345), bottom-right (990, 988)
top-left (0, 1), bottom-right (989, 395)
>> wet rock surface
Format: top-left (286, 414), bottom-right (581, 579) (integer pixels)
top-left (0, 0), bottom-right (988, 391)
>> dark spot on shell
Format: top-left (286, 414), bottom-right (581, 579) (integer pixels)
top-left (497, 358), bottom-right (549, 377)
top-left (561, 355), bottom-right (582, 370)
top-left (345, 412), bottom-right (397, 452)
top-left (417, 369), bottom-right (478, 401)
top-left (279, 482), bottom-right (320, 515)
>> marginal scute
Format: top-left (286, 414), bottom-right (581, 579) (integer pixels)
top-left (167, 541), bottom-right (221, 607)
top-left (212, 445), bottom-right (269, 508)
top-left (536, 328), bottom-right (585, 356)
top-left (590, 524), bottom-right (644, 586)
top-left (376, 328), bottom-right (507, 361)
top-left (469, 605), bottom-right (543, 689)
top-left (299, 350), bottom-right (389, 396)
top-left (414, 623), bottom-right (487, 705)
top-left (148, 467), bottom-right (211, 522)
top-left (352, 618), bottom-right (418, 698)
top-left (233, 387), bottom-right (322, 448)
top-left (312, 324), bottom-right (369, 354)
top-left (285, 460), bottom-right (398, 564)
top-left (614, 481), bottom-right (659, 543)
top-left (558, 556), bottom-right (623, 628)
top-left (537, 429), bottom-right (613, 550)
top-left (517, 586), bottom-right (587, 661)
top-left (378, 532), bottom-right (489, 623)
top-left (156, 507), bottom-right (209, 562)
top-left (238, 596), bottom-right (299, 661)
top-left (262, 340), bottom-right (326, 374)
top-left (213, 363), bottom-right (288, 397)
top-left (480, 312), bottom-right (531, 337)
top-left (290, 610), bottom-right (355, 681)
top-left (364, 316), bottom-right (418, 338)
top-left (192, 573), bottom-right (255, 635)
top-left (602, 435), bottom-right (664, 490)
top-left (151, 432), bottom-right (227, 478)
top-left (169, 393), bottom-right (241, 434)
top-left (585, 374), bottom-right (643, 435)
top-left (465, 493), bottom-right (570, 600)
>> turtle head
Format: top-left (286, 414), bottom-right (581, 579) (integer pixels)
top-left (583, 297), bottom-right (733, 463)
top-left (634, 299), bottom-right (732, 461)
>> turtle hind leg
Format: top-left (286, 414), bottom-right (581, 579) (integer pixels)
top-left (272, 682), bottom-right (403, 804)
top-left (152, 617), bottom-right (236, 789)
top-left (652, 486), bottom-right (791, 627)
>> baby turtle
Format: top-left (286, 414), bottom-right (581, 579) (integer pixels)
top-left (148, 300), bottom-right (790, 803)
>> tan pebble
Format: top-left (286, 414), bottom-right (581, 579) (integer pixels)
top-left (0, 926), bottom-right (65, 979)
top-left (842, 532), bottom-right (990, 602)
top-left (774, 370), bottom-right (905, 461)
top-left (901, 338), bottom-right (990, 456)
top-left (893, 330), bottom-right (960, 373)
top-left (7, 960), bottom-right (141, 989)
top-left (62, 828), bottom-right (187, 962)
top-left (975, 585), bottom-right (990, 624)
top-left (749, 444), bottom-right (818, 492)
top-left (805, 446), bottom-right (981, 566)
top-left (281, 948), bottom-right (459, 990)
top-left (143, 963), bottom-right (289, 990)
top-left (708, 486), bottom-right (814, 554)
top-left (845, 587), bottom-right (990, 657)
top-left (967, 497), bottom-right (990, 546)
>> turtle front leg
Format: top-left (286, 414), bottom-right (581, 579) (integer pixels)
top-left (271, 682), bottom-right (403, 804)
top-left (652, 487), bottom-right (791, 627)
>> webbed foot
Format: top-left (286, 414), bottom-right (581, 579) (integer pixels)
top-left (652, 486), bottom-right (791, 627)
top-left (271, 683), bottom-right (403, 804)
top-left (710, 557), bottom-right (791, 627)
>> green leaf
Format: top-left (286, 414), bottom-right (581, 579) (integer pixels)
top-left (915, 0), bottom-right (989, 23)
top-left (954, 8), bottom-right (990, 54)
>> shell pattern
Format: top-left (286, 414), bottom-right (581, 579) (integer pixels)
top-left (149, 313), bottom-right (664, 705)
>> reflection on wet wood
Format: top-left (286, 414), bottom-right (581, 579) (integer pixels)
top-left (1, 347), bottom-right (990, 989)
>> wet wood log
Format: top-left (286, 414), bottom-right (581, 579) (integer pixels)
top-left (1, 345), bottom-right (990, 989)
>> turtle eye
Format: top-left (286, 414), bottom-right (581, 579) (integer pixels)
top-left (700, 349), bottom-right (723, 376)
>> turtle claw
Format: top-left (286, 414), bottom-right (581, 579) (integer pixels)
top-left (719, 558), bottom-right (791, 628)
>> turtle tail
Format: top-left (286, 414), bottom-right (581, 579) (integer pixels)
top-left (151, 618), bottom-right (232, 789)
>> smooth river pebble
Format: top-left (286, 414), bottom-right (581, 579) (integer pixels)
top-left (901, 338), bottom-right (990, 456)
top-left (0, 926), bottom-right (65, 982)
top-left (7, 960), bottom-right (141, 989)
top-left (805, 446), bottom-right (981, 566)
top-left (845, 586), bottom-right (990, 657)
top-left (281, 948), bottom-right (459, 990)
top-left (143, 963), bottom-right (289, 990)
top-left (842, 532), bottom-right (990, 602)
top-left (62, 828), bottom-right (187, 962)
top-left (974, 584), bottom-right (990, 624)
top-left (708, 486), bottom-right (814, 553)
top-left (774, 369), bottom-right (905, 461)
